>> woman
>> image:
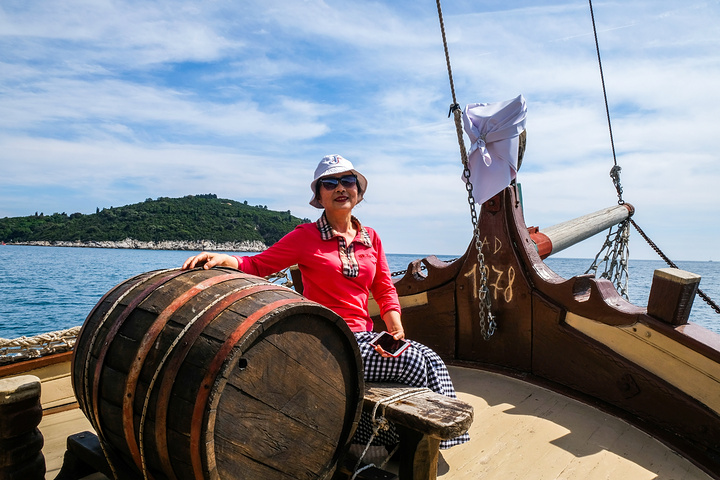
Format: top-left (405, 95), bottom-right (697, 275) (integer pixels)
top-left (182, 154), bottom-right (469, 449)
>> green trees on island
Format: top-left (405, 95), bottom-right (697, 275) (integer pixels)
top-left (0, 194), bottom-right (310, 246)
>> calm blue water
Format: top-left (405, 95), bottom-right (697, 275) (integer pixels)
top-left (0, 245), bottom-right (718, 338)
top-left (545, 257), bottom-right (720, 334)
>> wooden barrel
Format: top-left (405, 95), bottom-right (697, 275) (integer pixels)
top-left (72, 267), bottom-right (364, 480)
top-left (0, 375), bottom-right (45, 480)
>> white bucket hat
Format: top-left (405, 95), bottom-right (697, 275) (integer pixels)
top-left (309, 155), bottom-right (368, 208)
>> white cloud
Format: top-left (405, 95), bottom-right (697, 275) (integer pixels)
top-left (0, 0), bottom-right (718, 261)
top-left (0, 1), bottom-right (240, 65)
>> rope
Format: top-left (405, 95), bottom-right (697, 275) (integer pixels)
top-left (0, 326), bottom-right (80, 370)
top-left (435, 1), bottom-right (459, 115)
top-left (630, 219), bottom-right (720, 315)
top-left (584, 0), bottom-right (637, 299)
top-left (435, 0), bottom-right (469, 171)
top-left (435, 0), bottom-right (495, 340)
top-left (588, 0), bottom-right (624, 205)
top-left (351, 388), bottom-right (430, 479)
top-left (0, 326), bottom-right (80, 356)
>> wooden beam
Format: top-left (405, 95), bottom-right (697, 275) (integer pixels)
top-left (647, 268), bottom-right (701, 326)
top-left (529, 204), bottom-right (633, 257)
top-left (362, 383), bottom-right (473, 480)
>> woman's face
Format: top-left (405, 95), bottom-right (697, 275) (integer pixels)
top-left (317, 170), bottom-right (360, 214)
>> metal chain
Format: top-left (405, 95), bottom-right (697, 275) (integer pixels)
top-left (390, 258), bottom-right (458, 277)
top-left (609, 165), bottom-right (625, 205)
top-left (586, 220), bottom-right (630, 299)
top-left (436, 0), bottom-right (495, 340)
top-left (463, 155), bottom-right (496, 340)
top-left (264, 268), bottom-right (294, 288)
top-left (630, 219), bottom-right (720, 315)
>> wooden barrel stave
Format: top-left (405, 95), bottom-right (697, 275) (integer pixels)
top-left (75, 268), bottom-right (255, 474)
top-left (73, 269), bottom-right (175, 428)
top-left (73, 268), bottom-right (362, 480)
top-left (142, 281), bottom-right (287, 478)
top-left (96, 397), bottom-right (129, 455)
top-left (130, 271), bottom-right (264, 475)
top-left (88, 268), bottom-right (191, 439)
top-left (211, 311), bottom-right (361, 479)
top-left (189, 297), bottom-right (320, 480)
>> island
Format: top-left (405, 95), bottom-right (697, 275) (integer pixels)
top-left (0, 194), bottom-right (309, 251)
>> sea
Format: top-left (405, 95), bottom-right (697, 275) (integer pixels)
top-left (1, 245), bottom-right (718, 339)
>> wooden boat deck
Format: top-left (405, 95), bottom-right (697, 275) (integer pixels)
top-left (39, 365), bottom-right (711, 479)
top-left (41, 407), bottom-right (97, 479)
top-left (441, 366), bottom-right (710, 480)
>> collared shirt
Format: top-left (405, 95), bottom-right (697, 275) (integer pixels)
top-left (316, 212), bottom-right (372, 277)
top-left (234, 215), bottom-right (400, 332)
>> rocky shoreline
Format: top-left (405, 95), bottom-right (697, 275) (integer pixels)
top-left (9, 238), bottom-right (268, 252)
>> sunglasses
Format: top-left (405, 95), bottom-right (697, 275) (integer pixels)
top-left (319, 175), bottom-right (358, 190)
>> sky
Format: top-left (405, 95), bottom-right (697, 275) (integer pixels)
top-left (1, 0), bottom-right (719, 261)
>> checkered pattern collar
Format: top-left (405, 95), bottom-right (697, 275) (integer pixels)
top-left (316, 212), bottom-right (372, 277)
top-left (316, 212), bottom-right (371, 246)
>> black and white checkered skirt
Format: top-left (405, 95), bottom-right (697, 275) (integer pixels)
top-left (352, 332), bottom-right (470, 449)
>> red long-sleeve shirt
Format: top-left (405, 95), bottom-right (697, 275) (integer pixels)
top-left (233, 216), bottom-right (400, 332)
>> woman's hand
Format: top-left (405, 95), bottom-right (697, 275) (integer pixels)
top-left (374, 310), bottom-right (405, 357)
top-left (381, 310), bottom-right (405, 339)
top-left (182, 252), bottom-right (239, 270)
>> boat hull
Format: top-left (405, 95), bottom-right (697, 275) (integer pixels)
top-left (386, 186), bottom-right (720, 477)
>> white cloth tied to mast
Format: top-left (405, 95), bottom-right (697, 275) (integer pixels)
top-left (462, 94), bottom-right (527, 205)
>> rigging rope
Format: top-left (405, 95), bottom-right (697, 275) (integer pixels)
top-left (0, 326), bottom-right (80, 353)
top-left (435, 0), bottom-right (495, 340)
top-left (0, 326), bottom-right (81, 366)
top-left (588, 0), bottom-right (719, 316)
top-left (588, 0), bottom-right (624, 205)
top-left (585, 0), bottom-right (633, 295)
